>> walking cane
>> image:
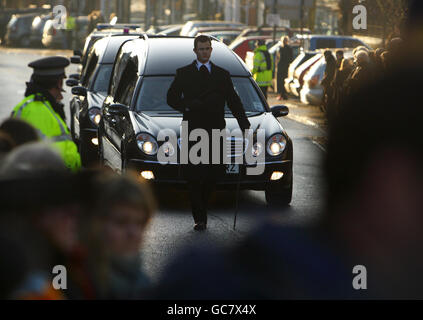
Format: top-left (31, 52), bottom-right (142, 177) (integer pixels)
top-left (233, 134), bottom-right (244, 230)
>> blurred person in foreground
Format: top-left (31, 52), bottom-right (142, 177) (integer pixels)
top-left (0, 118), bottom-right (39, 147)
top-left (152, 1), bottom-right (423, 298)
top-left (275, 36), bottom-right (293, 101)
top-left (153, 60), bottom-right (423, 299)
top-left (81, 170), bottom-right (156, 299)
top-left (0, 144), bottom-right (97, 299)
top-left (252, 39), bottom-right (273, 99)
top-left (11, 56), bottom-right (81, 171)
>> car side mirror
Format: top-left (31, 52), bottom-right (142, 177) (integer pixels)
top-left (70, 56), bottom-right (81, 64)
top-left (71, 86), bottom-right (87, 97)
top-left (108, 103), bottom-right (128, 116)
top-left (69, 73), bottom-right (80, 80)
top-left (270, 105), bottom-right (289, 117)
top-left (73, 49), bottom-right (82, 56)
top-left (66, 79), bottom-right (78, 87)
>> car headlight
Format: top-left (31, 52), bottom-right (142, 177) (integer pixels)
top-left (136, 133), bottom-right (158, 155)
top-left (88, 108), bottom-right (101, 126)
top-left (266, 134), bottom-right (287, 156)
top-left (251, 142), bottom-right (263, 157)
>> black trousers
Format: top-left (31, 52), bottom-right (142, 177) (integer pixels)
top-left (184, 130), bottom-right (224, 225)
top-left (188, 180), bottom-right (215, 224)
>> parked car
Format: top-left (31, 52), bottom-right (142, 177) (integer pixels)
top-left (98, 36), bottom-right (293, 205)
top-left (290, 52), bottom-right (323, 96)
top-left (1, 7), bottom-right (49, 45)
top-left (283, 51), bottom-right (318, 95)
top-left (29, 14), bottom-right (52, 47)
top-left (234, 26), bottom-right (290, 41)
top-left (95, 23), bottom-right (140, 31)
top-left (300, 49), bottom-right (353, 105)
top-left (180, 20), bottom-right (245, 36)
top-left (67, 34), bottom-right (141, 166)
top-left (146, 24), bottom-right (183, 35)
top-left (201, 30), bottom-right (244, 45)
top-left (187, 26), bottom-right (244, 37)
top-left (298, 34), bottom-right (370, 51)
top-left (5, 13), bottom-right (38, 47)
top-left (229, 35), bottom-right (275, 61)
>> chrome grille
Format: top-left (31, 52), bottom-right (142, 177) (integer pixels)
top-left (226, 136), bottom-right (248, 158)
top-left (177, 137), bottom-right (248, 158)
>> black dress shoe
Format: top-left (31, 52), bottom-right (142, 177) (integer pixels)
top-left (194, 223), bottom-right (207, 231)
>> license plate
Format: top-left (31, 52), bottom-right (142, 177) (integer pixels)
top-left (226, 164), bottom-right (239, 174)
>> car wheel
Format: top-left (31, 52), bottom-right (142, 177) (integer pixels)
top-left (19, 36), bottom-right (31, 47)
top-left (121, 143), bottom-right (127, 174)
top-left (97, 128), bottom-right (105, 167)
top-left (70, 109), bottom-right (76, 142)
top-left (265, 183), bottom-right (293, 207)
top-left (79, 136), bottom-right (92, 168)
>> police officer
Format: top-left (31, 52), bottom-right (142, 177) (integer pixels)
top-left (252, 39), bottom-right (273, 99)
top-left (11, 56), bottom-right (81, 171)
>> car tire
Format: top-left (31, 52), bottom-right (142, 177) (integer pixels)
top-left (265, 183), bottom-right (293, 207)
top-left (79, 136), bottom-right (92, 168)
top-left (97, 127), bottom-right (105, 167)
top-left (121, 143), bottom-right (127, 174)
top-left (19, 36), bottom-right (31, 47)
top-left (70, 109), bottom-right (76, 142)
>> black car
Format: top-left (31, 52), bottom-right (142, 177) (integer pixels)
top-left (5, 13), bottom-right (38, 47)
top-left (98, 36), bottom-right (293, 205)
top-left (67, 34), bottom-right (140, 166)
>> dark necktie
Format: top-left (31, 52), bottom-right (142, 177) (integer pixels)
top-left (199, 65), bottom-right (209, 78)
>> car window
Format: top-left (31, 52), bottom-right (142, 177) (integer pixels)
top-left (91, 64), bottom-right (113, 93)
top-left (343, 39), bottom-right (363, 48)
top-left (136, 77), bottom-right (266, 114)
top-left (81, 52), bottom-right (98, 87)
top-left (315, 38), bottom-right (337, 49)
top-left (114, 60), bottom-right (138, 105)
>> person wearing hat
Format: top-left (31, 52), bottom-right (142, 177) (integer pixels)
top-left (11, 56), bottom-right (81, 171)
top-left (252, 39), bottom-right (273, 99)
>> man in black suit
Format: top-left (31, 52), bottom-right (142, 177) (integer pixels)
top-left (167, 35), bottom-right (251, 231)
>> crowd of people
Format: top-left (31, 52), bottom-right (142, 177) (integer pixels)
top-left (320, 37), bottom-right (403, 121)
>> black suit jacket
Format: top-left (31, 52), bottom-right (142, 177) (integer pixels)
top-left (167, 60), bottom-right (251, 131)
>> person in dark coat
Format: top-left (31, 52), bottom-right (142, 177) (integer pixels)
top-left (335, 50), bottom-right (344, 69)
top-left (321, 50), bottom-right (337, 113)
top-left (345, 50), bottom-right (373, 98)
top-left (167, 35), bottom-right (251, 231)
top-left (275, 36), bottom-right (293, 100)
top-left (332, 58), bottom-right (354, 115)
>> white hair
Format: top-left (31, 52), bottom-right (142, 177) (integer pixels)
top-left (0, 142), bottom-right (67, 178)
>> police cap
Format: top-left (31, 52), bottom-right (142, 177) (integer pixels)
top-left (28, 56), bottom-right (70, 78)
